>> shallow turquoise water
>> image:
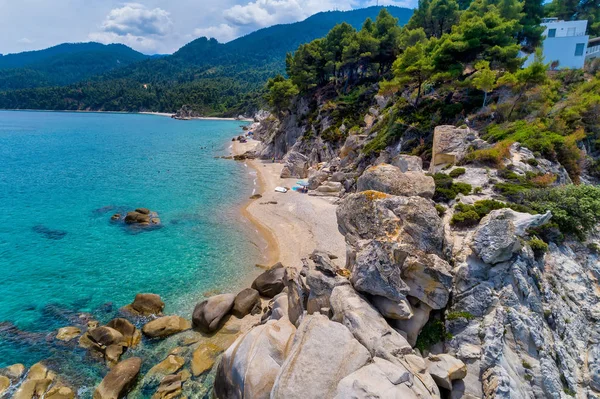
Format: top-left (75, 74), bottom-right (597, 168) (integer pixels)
top-left (0, 111), bottom-right (262, 368)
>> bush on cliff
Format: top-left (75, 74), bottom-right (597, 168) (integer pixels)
top-left (521, 185), bottom-right (600, 240)
top-left (432, 173), bottom-right (472, 202)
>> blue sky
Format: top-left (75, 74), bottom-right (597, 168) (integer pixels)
top-left (0, 0), bottom-right (415, 55)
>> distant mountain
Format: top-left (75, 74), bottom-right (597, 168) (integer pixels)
top-left (0, 6), bottom-right (413, 114)
top-left (0, 43), bottom-right (148, 90)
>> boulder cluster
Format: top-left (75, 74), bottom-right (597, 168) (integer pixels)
top-left (111, 208), bottom-right (161, 227)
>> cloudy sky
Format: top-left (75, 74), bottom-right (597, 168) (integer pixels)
top-left (0, 0), bottom-right (415, 55)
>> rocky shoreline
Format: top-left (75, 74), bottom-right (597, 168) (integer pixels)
top-left (2, 114), bottom-right (599, 399)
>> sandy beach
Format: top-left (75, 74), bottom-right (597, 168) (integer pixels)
top-left (231, 138), bottom-right (347, 270)
top-left (141, 111), bottom-right (254, 122)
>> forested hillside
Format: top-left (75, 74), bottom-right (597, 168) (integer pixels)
top-left (0, 7), bottom-right (412, 115)
top-left (0, 43), bottom-right (149, 90)
top-left (265, 0), bottom-right (600, 182)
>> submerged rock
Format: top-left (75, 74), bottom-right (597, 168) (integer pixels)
top-left (13, 362), bottom-right (55, 399)
top-left (122, 293), bottom-right (165, 316)
top-left (93, 357), bottom-right (141, 399)
top-left (142, 315), bottom-right (191, 338)
top-left (106, 318), bottom-right (140, 347)
top-left (55, 326), bottom-right (82, 342)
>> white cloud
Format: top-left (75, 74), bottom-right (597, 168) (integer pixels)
top-left (88, 31), bottom-right (160, 52)
top-left (193, 24), bottom-right (239, 43)
top-left (101, 3), bottom-right (173, 36)
top-left (223, 0), bottom-right (357, 28)
top-left (89, 3), bottom-right (174, 52)
top-left (18, 38), bottom-right (34, 44)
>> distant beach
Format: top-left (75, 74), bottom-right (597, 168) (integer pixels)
top-left (231, 138), bottom-right (347, 271)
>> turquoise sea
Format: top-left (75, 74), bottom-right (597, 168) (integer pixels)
top-left (0, 111), bottom-right (262, 370)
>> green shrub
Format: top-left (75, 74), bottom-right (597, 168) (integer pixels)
top-left (474, 187), bottom-right (483, 194)
top-left (527, 158), bottom-right (539, 166)
top-left (522, 360), bottom-right (532, 369)
top-left (527, 222), bottom-right (564, 244)
top-left (528, 237), bottom-right (549, 256)
top-left (446, 311), bottom-right (475, 321)
top-left (415, 318), bottom-right (450, 352)
top-left (432, 174), bottom-right (473, 202)
top-left (451, 210), bottom-right (481, 227)
top-left (465, 140), bottom-right (513, 168)
top-left (435, 204), bottom-right (446, 217)
top-left (523, 185), bottom-right (600, 240)
top-left (453, 182), bottom-right (472, 195)
top-left (587, 243), bottom-right (600, 254)
top-left (449, 167), bottom-right (466, 178)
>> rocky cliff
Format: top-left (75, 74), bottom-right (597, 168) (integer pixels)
top-left (227, 97), bottom-right (600, 398)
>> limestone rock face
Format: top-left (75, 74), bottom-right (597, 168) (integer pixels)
top-left (232, 288), bottom-right (261, 318)
top-left (270, 314), bottom-right (371, 399)
top-left (371, 296), bottom-right (413, 320)
top-left (430, 125), bottom-right (478, 171)
top-left (93, 357), bottom-right (141, 399)
top-left (351, 240), bottom-right (410, 302)
top-left (472, 209), bottom-right (552, 264)
top-left (401, 253), bottom-right (453, 309)
top-left (192, 294), bottom-right (236, 333)
top-left (391, 154), bottom-right (423, 172)
top-left (251, 263), bottom-right (285, 298)
top-left (142, 315), bottom-right (191, 338)
top-left (330, 285), bottom-right (411, 360)
top-left (334, 357), bottom-right (418, 399)
top-left (124, 293), bottom-right (165, 316)
top-left (357, 164), bottom-right (435, 198)
top-left (337, 192), bottom-right (444, 255)
top-left (305, 266), bottom-right (350, 316)
top-left (280, 151), bottom-right (309, 178)
top-left (391, 300), bottom-right (432, 347)
top-left (214, 318), bottom-right (296, 399)
top-left (426, 354), bottom-right (467, 390)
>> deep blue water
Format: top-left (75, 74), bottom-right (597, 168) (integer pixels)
top-left (0, 111), bottom-right (262, 368)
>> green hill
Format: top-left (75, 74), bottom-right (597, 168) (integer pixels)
top-left (0, 6), bottom-right (413, 114)
top-left (0, 43), bottom-right (149, 90)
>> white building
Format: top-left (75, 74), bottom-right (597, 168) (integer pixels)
top-left (587, 36), bottom-right (600, 61)
top-left (524, 18), bottom-right (589, 69)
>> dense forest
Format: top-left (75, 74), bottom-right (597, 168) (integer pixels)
top-left (0, 43), bottom-right (149, 90)
top-left (0, 7), bottom-right (413, 116)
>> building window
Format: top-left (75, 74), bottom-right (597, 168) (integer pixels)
top-left (575, 43), bottom-right (585, 56)
top-left (567, 27), bottom-right (576, 36)
top-left (548, 28), bottom-right (556, 37)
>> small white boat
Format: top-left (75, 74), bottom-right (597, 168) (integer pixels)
top-left (275, 187), bottom-right (288, 193)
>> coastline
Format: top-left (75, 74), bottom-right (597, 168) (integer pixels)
top-left (0, 109), bottom-right (253, 122)
top-left (231, 138), bottom-right (347, 270)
